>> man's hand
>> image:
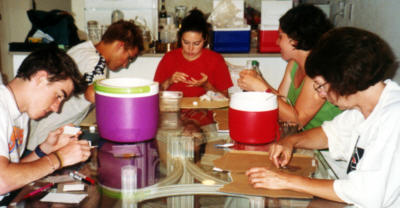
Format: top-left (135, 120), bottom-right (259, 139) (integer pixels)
top-left (40, 124), bottom-right (81, 154)
top-left (56, 140), bottom-right (91, 167)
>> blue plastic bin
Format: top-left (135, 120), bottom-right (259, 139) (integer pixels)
top-left (212, 26), bottom-right (251, 53)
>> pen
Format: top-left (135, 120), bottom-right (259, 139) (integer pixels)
top-left (22, 183), bottom-right (54, 199)
top-left (69, 171), bottom-right (95, 185)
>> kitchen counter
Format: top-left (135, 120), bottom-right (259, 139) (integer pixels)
top-left (140, 48), bottom-right (281, 58)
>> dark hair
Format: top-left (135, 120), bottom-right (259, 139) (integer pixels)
top-left (101, 20), bottom-right (144, 52)
top-left (177, 9), bottom-right (210, 47)
top-left (16, 45), bottom-right (86, 95)
top-left (306, 27), bottom-right (397, 96)
top-left (279, 4), bottom-right (333, 50)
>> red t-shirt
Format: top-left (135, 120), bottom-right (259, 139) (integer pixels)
top-left (154, 48), bottom-right (233, 97)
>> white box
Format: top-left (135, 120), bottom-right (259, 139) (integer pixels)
top-left (261, 0), bottom-right (292, 26)
top-left (213, 0), bottom-right (244, 19)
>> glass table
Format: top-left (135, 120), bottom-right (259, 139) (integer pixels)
top-left (10, 111), bottom-right (348, 208)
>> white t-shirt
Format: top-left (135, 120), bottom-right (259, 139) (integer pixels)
top-left (27, 41), bottom-right (107, 150)
top-left (0, 85), bottom-right (29, 201)
top-left (322, 80), bottom-right (400, 208)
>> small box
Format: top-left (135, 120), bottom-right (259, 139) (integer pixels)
top-left (212, 26), bottom-right (251, 53)
top-left (259, 25), bottom-right (280, 53)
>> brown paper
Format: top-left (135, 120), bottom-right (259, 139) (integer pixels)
top-left (213, 109), bottom-right (229, 131)
top-left (180, 97), bottom-right (229, 109)
top-left (213, 150), bottom-right (316, 199)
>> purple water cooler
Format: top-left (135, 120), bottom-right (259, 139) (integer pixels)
top-left (95, 78), bottom-right (159, 143)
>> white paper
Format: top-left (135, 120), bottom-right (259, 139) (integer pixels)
top-left (63, 126), bottom-right (81, 135)
top-left (40, 193), bottom-right (87, 204)
top-left (63, 184), bottom-right (85, 192)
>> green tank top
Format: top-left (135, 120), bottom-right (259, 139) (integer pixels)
top-left (287, 63), bottom-right (342, 130)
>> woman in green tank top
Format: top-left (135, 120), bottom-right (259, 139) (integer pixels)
top-left (238, 4), bottom-right (342, 130)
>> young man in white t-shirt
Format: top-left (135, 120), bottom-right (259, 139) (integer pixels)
top-left (28, 20), bottom-right (144, 150)
top-left (246, 27), bottom-right (400, 207)
top-left (0, 46), bottom-right (91, 205)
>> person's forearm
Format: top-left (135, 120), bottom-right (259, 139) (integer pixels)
top-left (278, 98), bottom-right (303, 126)
top-left (285, 174), bottom-right (343, 202)
top-left (287, 127), bottom-right (329, 150)
top-left (261, 78), bottom-right (279, 94)
top-left (84, 84), bottom-right (95, 103)
top-left (0, 155), bottom-right (60, 194)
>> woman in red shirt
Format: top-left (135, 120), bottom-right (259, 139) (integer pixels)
top-left (154, 9), bottom-right (233, 135)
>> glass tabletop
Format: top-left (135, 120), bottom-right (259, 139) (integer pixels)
top-left (11, 111), bottom-right (348, 208)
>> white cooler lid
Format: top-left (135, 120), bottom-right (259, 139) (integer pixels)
top-left (260, 24), bottom-right (279, 31)
top-left (230, 92), bottom-right (277, 112)
top-left (213, 25), bottom-right (251, 31)
top-left (95, 77), bottom-right (159, 98)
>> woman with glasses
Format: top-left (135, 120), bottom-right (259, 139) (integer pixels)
top-left (247, 27), bottom-right (400, 207)
top-left (238, 4), bottom-right (341, 130)
top-left (154, 9), bottom-right (233, 135)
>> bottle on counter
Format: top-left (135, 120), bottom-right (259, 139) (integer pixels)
top-left (158, 0), bottom-right (168, 42)
top-left (111, 9), bottom-right (124, 23)
top-left (246, 60), bottom-right (252, 71)
top-left (159, 0), bottom-right (167, 28)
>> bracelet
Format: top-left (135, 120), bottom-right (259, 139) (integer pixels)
top-left (44, 155), bottom-right (56, 172)
top-left (54, 151), bottom-right (64, 169)
top-left (34, 145), bottom-right (47, 158)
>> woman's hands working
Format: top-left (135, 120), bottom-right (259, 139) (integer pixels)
top-left (170, 71), bottom-right (208, 87)
top-left (238, 70), bottom-right (277, 94)
top-left (238, 70), bottom-right (267, 91)
top-left (162, 71), bottom-right (217, 93)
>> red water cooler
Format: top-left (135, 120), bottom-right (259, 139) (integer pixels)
top-left (229, 92), bottom-right (279, 144)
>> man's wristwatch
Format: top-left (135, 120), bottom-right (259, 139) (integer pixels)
top-left (34, 145), bottom-right (47, 158)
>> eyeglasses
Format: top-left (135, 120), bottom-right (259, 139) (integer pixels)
top-left (313, 81), bottom-right (328, 93)
top-left (126, 50), bottom-right (137, 63)
top-left (128, 56), bottom-right (137, 63)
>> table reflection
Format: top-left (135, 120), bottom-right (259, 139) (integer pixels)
top-left (98, 140), bottom-right (159, 191)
